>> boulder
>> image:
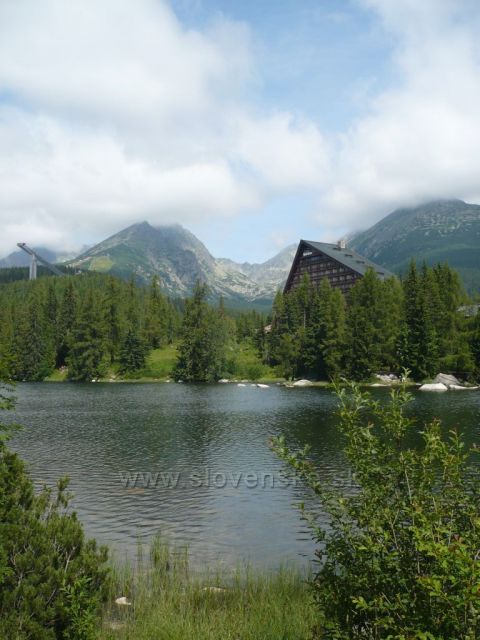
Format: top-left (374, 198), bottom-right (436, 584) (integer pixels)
top-left (374, 374), bottom-right (399, 384)
top-left (218, 378), bottom-right (230, 384)
top-left (449, 384), bottom-right (479, 391)
top-left (419, 383), bottom-right (448, 392)
top-left (202, 586), bottom-right (226, 594)
top-left (237, 383), bottom-right (246, 387)
top-left (256, 383), bottom-right (269, 389)
top-left (433, 373), bottom-right (461, 387)
top-left (292, 379), bottom-right (313, 387)
top-left (115, 596), bottom-right (132, 606)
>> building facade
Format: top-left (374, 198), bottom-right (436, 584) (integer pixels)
top-left (284, 240), bottom-right (393, 296)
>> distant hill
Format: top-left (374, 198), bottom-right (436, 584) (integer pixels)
top-left (350, 199), bottom-right (480, 293)
top-left (0, 245), bottom-right (88, 269)
top-left (67, 222), bottom-right (295, 306)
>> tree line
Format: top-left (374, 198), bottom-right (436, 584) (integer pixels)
top-left (0, 273), bottom-right (181, 381)
top-left (262, 261), bottom-right (480, 381)
top-left (1, 261), bottom-right (479, 383)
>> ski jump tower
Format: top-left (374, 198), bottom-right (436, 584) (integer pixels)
top-left (17, 243), bottom-right (64, 280)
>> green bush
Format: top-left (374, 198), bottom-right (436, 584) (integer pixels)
top-left (273, 382), bottom-right (480, 639)
top-left (0, 383), bottom-right (109, 639)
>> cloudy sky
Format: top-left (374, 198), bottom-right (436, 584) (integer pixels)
top-left (1, 0), bottom-right (480, 262)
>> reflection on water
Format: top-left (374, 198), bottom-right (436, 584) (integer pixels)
top-left (8, 383), bottom-right (480, 569)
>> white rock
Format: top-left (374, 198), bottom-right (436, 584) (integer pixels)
top-left (202, 586), bottom-right (226, 593)
top-left (292, 379), bottom-right (313, 387)
top-left (115, 596), bottom-right (132, 606)
top-left (374, 374), bottom-right (396, 384)
top-left (433, 373), bottom-right (461, 387)
top-left (449, 384), bottom-right (479, 391)
top-left (218, 378), bottom-right (230, 384)
top-left (419, 383), bottom-right (448, 392)
top-left (256, 383), bottom-right (269, 388)
top-left (237, 383), bottom-right (246, 387)
top-left (370, 383), bottom-right (388, 387)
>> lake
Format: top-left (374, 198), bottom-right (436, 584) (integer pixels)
top-left (8, 383), bottom-right (480, 570)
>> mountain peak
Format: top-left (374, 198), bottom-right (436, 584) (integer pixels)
top-left (350, 199), bottom-right (480, 292)
top-left (67, 221), bottom-right (293, 305)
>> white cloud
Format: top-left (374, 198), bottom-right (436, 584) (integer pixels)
top-left (0, 0), bottom-right (324, 255)
top-left (234, 112), bottom-right (330, 189)
top-left (317, 0), bottom-right (480, 231)
top-left (1, 0), bottom-right (480, 257)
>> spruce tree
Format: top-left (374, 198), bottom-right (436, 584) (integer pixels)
top-left (470, 309), bottom-right (480, 376)
top-left (345, 269), bottom-right (383, 380)
top-left (402, 262), bottom-right (439, 379)
top-left (103, 277), bottom-right (122, 364)
top-left (57, 281), bottom-right (77, 366)
top-left (144, 277), bottom-right (168, 349)
top-left (174, 282), bottom-right (228, 382)
top-left (118, 328), bottom-right (147, 374)
top-left (11, 290), bottom-right (55, 381)
top-left (67, 292), bottom-right (106, 381)
top-left (321, 286), bottom-right (346, 379)
top-left (268, 290), bottom-right (291, 366)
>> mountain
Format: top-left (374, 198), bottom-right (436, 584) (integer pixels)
top-left (350, 199), bottom-right (480, 292)
top-left (217, 244), bottom-right (297, 299)
top-left (0, 246), bottom-right (77, 268)
top-left (68, 222), bottom-right (293, 305)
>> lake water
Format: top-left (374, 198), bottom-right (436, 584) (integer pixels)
top-left (8, 383), bottom-right (480, 570)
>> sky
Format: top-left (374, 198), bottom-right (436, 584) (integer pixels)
top-left (1, 0), bottom-right (480, 262)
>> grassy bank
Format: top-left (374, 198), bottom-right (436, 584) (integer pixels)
top-left (45, 342), bottom-right (282, 384)
top-left (100, 540), bottom-right (316, 640)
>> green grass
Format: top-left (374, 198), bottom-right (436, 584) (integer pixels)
top-left (45, 368), bottom-right (68, 381)
top-left (139, 345), bottom-right (178, 379)
top-left (88, 256), bottom-right (115, 272)
top-left (226, 341), bottom-right (279, 382)
top-left (44, 342), bottom-right (284, 384)
top-left (100, 539), bottom-right (317, 640)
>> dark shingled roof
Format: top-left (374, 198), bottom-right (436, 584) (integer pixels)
top-left (301, 240), bottom-right (395, 280)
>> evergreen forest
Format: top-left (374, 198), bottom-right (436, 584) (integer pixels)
top-left (0, 261), bottom-right (479, 383)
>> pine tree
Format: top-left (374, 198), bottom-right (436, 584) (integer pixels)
top-left (321, 287), bottom-right (346, 379)
top-left (268, 290), bottom-right (291, 366)
top-left (43, 282), bottom-right (58, 356)
top-left (103, 277), bottom-right (122, 364)
top-left (57, 281), bottom-right (77, 366)
top-left (144, 277), bottom-right (168, 349)
top-left (0, 304), bottom-right (14, 379)
top-left (118, 328), bottom-right (147, 374)
top-left (67, 292), bottom-right (106, 381)
top-left (174, 282), bottom-right (228, 382)
top-left (277, 333), bottom-right (301, 380)
top-left (11, 290), bottom-right (55, 381)
top-left (472, 310), bottom-right (480, 375)
top-left (345, 269), bottom-right (383, 380)
top-left (402, 262), bottom-right (439, 379)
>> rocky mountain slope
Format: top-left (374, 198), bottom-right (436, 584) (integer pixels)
top-left (68, 222), bottom-right (294, 304)
top-left (350, 199), bottom-right (480, 292)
